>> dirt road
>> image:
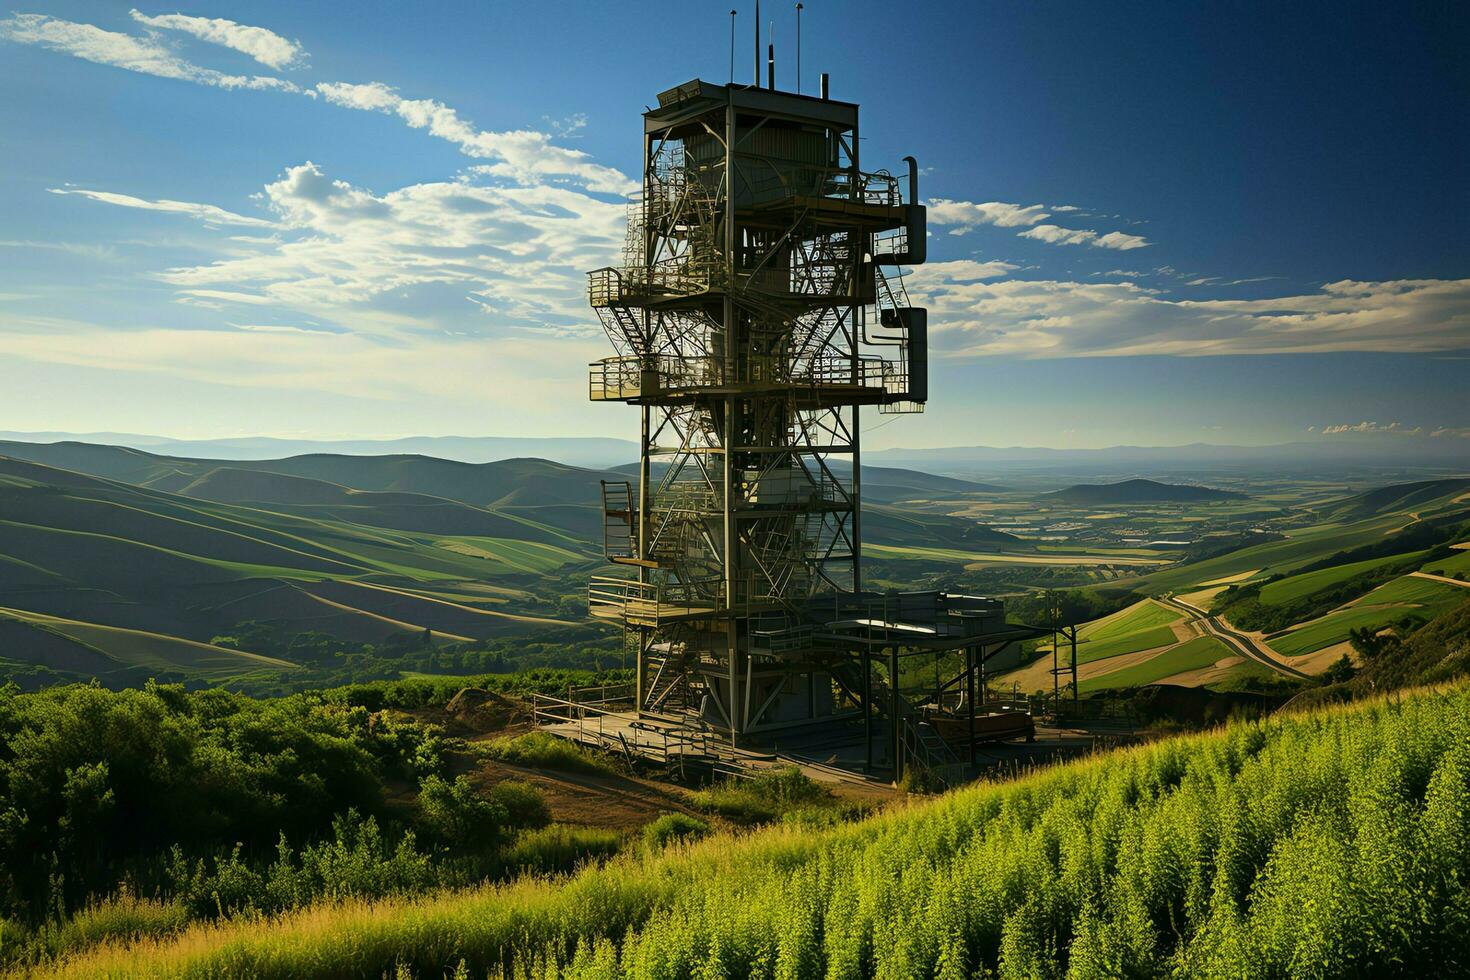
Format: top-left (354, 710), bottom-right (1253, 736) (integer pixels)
top-left (1159, 594), bottom-right (1309, 679)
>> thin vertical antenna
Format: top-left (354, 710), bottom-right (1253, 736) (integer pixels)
top-left (729, 10), bottom-right (737, 84)
top-left (795, 3), bottom-right (803, 94)
top-left (752, 0), bottom-right (764, 88)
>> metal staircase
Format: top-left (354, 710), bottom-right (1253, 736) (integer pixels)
top-left (831, 659), bottom-right (964, 784)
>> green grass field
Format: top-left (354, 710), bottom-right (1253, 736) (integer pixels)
top-left (47, 684), bottom-right (1470, 977)
top-left (1257, 549), bottom-right (1430, 605)
top-left (1359, 574), bottom-right (1470, 611)
top-left (1422, 550), bottom-right (1470, 577)
top-left (1080, 635), bottom-right (1233, 691)
top-left (1270, 607), bottom-right (1411, 657)
top-left (1267, 575), bottom-right (1469, 658)
top-left (1087, 599), bottom-right (1184, 639)
top-left (862, 543), bottom-right (1165, 567)
top-left (0, 607), bottom-right (297, 682)
top-left (1039, 599), bottom-right (1184, 665)
top-left (1137, 512), bottom-right (1411, 593)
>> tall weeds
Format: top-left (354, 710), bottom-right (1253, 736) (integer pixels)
top-left (45, 686), bottom-right (1470, 978)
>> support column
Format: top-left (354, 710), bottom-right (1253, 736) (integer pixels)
top-left (636, 404), bottom-right (650, 716)
top-left (862, 647), bottom-right (872, 771)
top-left (967, 645), bottom-right (977, 768)
top-left (722, 92), bottom-right (739, 750)
top-left (890, 646), bottom-right (901, 784)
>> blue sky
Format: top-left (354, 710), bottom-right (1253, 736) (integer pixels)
top-left (1, 0), bottom-right (1466, 450)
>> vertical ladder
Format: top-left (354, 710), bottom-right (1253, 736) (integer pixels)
top-left (600, 480), bottom-right (636, 561)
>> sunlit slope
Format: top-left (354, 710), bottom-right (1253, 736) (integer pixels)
top-left (53, 684), bottom-right (1470, 978)
top-left (1269, 573), bottom-right (1470, 657)
top-left (0, 607), bottom-right (296, 683)
top-left (1139, 479), bottom-right (1470, 593)
top-left (0, 458), bottom-right (587, 668)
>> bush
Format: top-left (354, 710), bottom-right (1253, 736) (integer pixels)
top-left (501, 825), bottom-right (622, 875)
top-left (50, 683), bottom-right (1470, 977)
top-left (477, 732), bottom-right (619, 776)
top-left (416, 776), bottom-right (508, 853)
top-left (691, 766), bottom-right (829, 823)
top-left (0, 681), bottom-right (445, 922)
top-left (165, 811), bottom-right (437, 919)
top-left (485, 781), bottom-right (551, 831)
top-left (641, 813), bottom-right (710, 851)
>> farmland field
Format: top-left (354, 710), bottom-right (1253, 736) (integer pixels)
top-left (1037, 599), bottom-right (1184, 665)
top-left (1080, 634), bottom-right (1232, 691)
top-left (1257, 549), bottom-right (1430, 605)
top-left (1266, 575), bottom-right (1467, 658)
top-left (1422, 550), bottom-right (1470, 576)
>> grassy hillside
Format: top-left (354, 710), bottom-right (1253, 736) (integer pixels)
top-left (0, 457), bottom-right (593, 682)
top-left (1037, 598), bottom-right (1184, 665)
top-left (1081, 634), bottom-right (1232, 691)
top-left (1270, 574), bottom-right (1469, 658)
top-left (0, 607), bottom-right (297, 683)
top-left (47, 682), bottom-right (1470, 978)
top-left (1322, 477), bottom-right (1470, 520)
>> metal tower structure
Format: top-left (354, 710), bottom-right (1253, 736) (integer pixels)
top-left (586, 72), bottom-right (1036, 778)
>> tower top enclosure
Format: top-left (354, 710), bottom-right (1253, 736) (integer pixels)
top-left (585, 70), bottom-right (1027, 780)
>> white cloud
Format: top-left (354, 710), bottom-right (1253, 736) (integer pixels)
top-left (316, 81), bottom-right (635, 194)
top-left (904, 268), bottom-right (1470, 358)
top-left (47, 187), bottom-right (274, 228)
top-left (927, 199), bottom-right (1049, 232)
top-left (1094, 230), bottom-right (1151, 250)
top-left (1320, 421), bottom-right (1419, 435)
top-left (0, 317), bottom-right (600, 414)
top-left (931, 199), bottom-right (1152, 250)
top-left (146, 161), bottom-right (624, 333)
top-left (913, 259), bottom-right (1019, 282)
top-left (1316, 421), bottom-right (1470, 438)
top-left (0, 13), bottom-right (302, 92)
top-left (129, 9), bottom-right (306, 70)
top-left (1019, 224), bottom-right (1097, 247)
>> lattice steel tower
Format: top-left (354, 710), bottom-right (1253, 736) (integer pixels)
top-left (587, 73), bottom-right (931, 742)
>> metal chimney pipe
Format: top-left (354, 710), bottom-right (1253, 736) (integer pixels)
top-left (819, 72), bottom-right (829, 99)
top-left (767, 42), bottom-right (775, 90)
top-left (904, 155), bottom-right (919, 204)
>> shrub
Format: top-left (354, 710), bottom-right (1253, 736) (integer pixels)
top-left (501, 825), bottom-right (622, 875)
top-left (477, 732), bottom-right (619, 776)
top-left (165, 811), bottom-right (437, 919)
top-left (691, 766), bottom-right (829, 823)
top-left (642, 813), bottom-right (710, 851)
top-left (485, 781), bottom-right (551, 831)
top-left (0, 681), bottom-right (446, 922)
top-left (416, 776), bottom-right (507, 853)
top-left (36, 684), bottom-right (1470, 977)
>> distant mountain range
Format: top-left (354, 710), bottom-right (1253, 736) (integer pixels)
top-left (5, 431), bottom-right (1466, 477)
top-left (0, 432), bottom-right (639, 470)
top-left (1048, 479), bottom-right (1245, 505)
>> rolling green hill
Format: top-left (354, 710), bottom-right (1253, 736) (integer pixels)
top-left (0, 456), bottom-right (592, 683)
top-left (1322, 478), bottom-right (1470, 521)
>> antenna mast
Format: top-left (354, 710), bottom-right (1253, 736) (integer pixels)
top-left (754, 0), bottom-right (761, 87)
top-left (795, 3), bottom-right (803, 94)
